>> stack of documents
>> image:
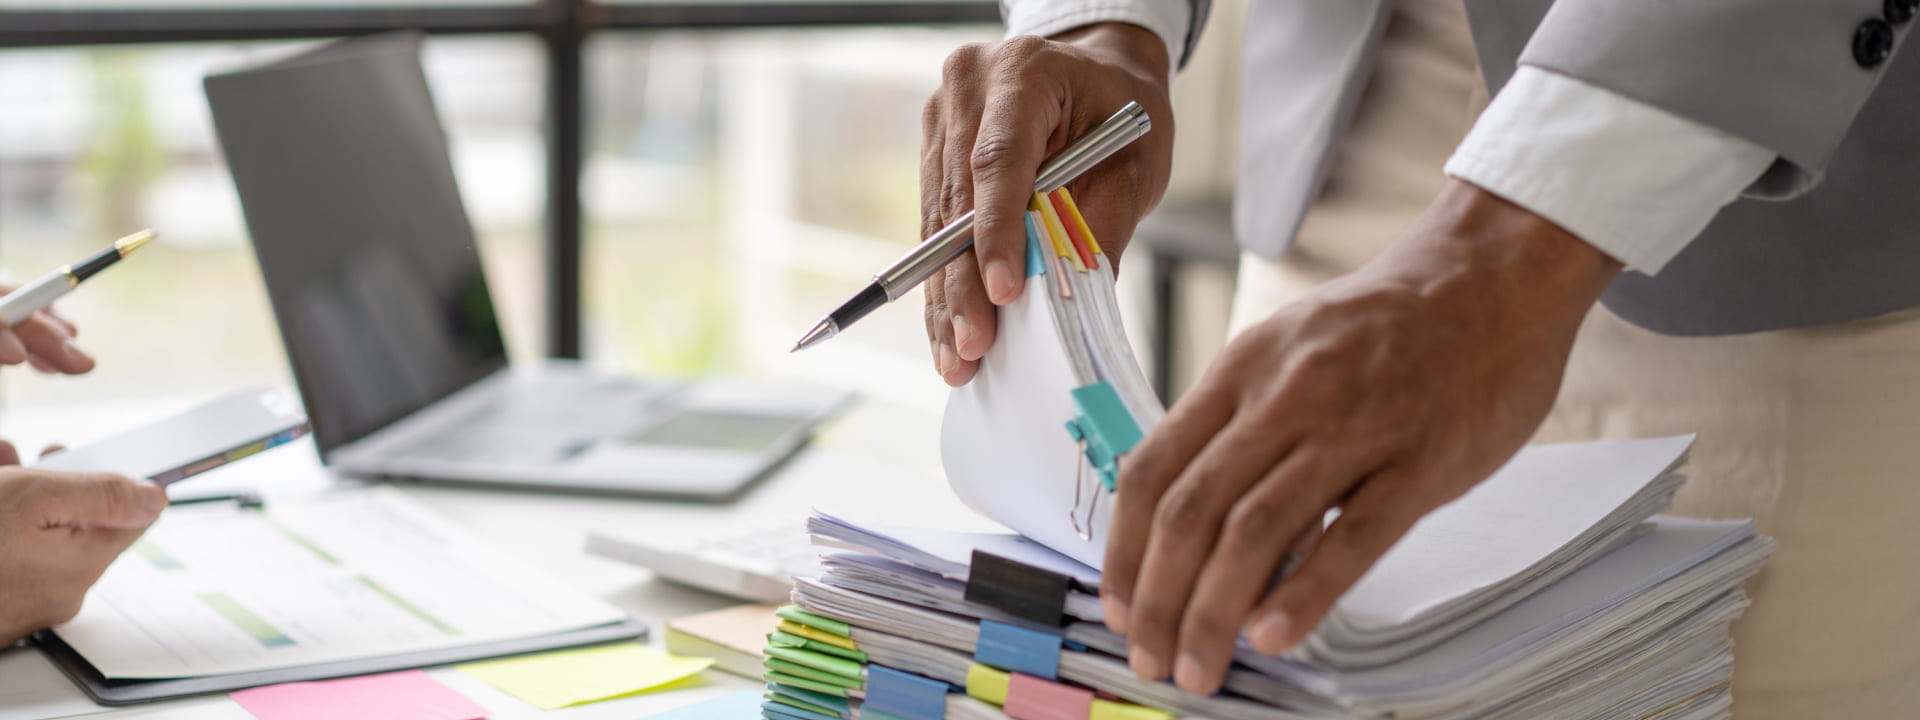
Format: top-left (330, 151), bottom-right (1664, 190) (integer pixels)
top-left (772, 436), bottom-right (1772, 719)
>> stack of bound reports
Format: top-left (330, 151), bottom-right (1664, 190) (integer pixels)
top-left (758, 435), bottom-right (1775, 720)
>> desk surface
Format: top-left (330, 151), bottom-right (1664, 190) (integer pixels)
top-left (0, 395), bottom-right (992, 720)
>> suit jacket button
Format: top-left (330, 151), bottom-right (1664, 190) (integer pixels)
top-left (1855, 18), bottom-right (1896, 67)
top-left (1890, 0), bottom-right (1919, 25)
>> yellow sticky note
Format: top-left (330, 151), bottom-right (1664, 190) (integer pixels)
top-left (458, 643), bottom-right (713, 710)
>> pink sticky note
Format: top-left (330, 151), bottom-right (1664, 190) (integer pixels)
top-left (1005, 673), bottom-right (1092, 720)
top-left (231, 670), bottom-right (488, 720)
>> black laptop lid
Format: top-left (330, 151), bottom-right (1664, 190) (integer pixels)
top-left (205, 32), bottom-right (507, 456)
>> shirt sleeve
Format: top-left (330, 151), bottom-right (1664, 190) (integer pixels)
top-left (1001, 0), bottom-right (1193, 70)
top-left (1444, 66), bottom-right (1777, 275)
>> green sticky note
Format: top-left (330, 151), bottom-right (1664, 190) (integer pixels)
top-left (769, 683), bottom-right (851, 714)
top-left (776, 607), bottom-right (850, 637)
top-left (767, 693), bottom-right (843, 718)
top-left (458, 643), bottom-right (713, 710)
top-left (765, 647), bottom-right (863, 681)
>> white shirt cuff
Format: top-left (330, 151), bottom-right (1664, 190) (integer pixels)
top-left (1001, 0), bottom-right (1190, 71)
top-left (1444, 66), bottom-right (1775, 275)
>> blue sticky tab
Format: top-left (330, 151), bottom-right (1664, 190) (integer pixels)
top-left (1024, 213), bottom-right (1048, 277)
top-left (864, 665), bottom-right (950, 720)
top-left (974, 620), bottom-right (1063, 680)
top-left (1063, 381), bottom-right (1145, 491)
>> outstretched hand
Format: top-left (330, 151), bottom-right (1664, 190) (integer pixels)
top-left (1101, 180), bottom-right (1624, 695)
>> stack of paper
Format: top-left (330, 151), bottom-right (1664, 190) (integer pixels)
top-left (774, 436), bottom-right (1771, 719)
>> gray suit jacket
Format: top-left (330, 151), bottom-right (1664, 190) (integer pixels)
top-left (1215, 0), bottom-right (1919, 336)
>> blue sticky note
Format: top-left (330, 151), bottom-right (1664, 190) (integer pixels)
top-left (863, 665), bottom-right (950, 720)
top-left (1025, 213), bottom-right (1048, 277)
top-left (637, 691), bottom-right (763, 719)
top-left (974, 620), bottom-right (1063, 680)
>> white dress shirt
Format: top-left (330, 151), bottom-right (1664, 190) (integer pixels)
top-left (1001, 0), bottom-right (1777, 275)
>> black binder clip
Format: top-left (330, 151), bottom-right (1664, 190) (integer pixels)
top-left (964, 550), bottom-right (1073, 626)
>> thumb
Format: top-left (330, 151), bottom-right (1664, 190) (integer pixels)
top-left (30, 472), bottom-right (167, 530)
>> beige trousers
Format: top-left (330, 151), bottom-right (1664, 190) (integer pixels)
top-left (1227, 2), bottom-right (1920, 716)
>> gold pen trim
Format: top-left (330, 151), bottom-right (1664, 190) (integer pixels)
top-left (113, 229), bottom-right (155, 257)
top-left (58, 266), bottom-right (77, 288)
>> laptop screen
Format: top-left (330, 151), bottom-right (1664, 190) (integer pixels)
top-left (206, 33), bottom-right (507, 454)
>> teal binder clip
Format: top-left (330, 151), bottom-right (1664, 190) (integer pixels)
top-left (1064, 381), bottom-right (1144, 492)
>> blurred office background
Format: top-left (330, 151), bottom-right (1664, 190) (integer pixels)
top-left (0, 0), bottom-right (1244, 427)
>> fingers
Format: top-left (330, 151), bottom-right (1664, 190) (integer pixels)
top-left (12, 312), bottom-right (93, 374)
top-left (969, 38), bottom-right (1062, 306)
top-left (0, 440), bottom-right (18, 467)
top-left (1123, 418), bottom-right (1302, 684)
top-left (24, 472), bottom-right (167, 530)
top-left (946, 250), bottom-right (999, 367)
top-left (1168, 449), bottom-right (1363, 695)
top-left (1245, 468), bottom-right (1426, 656)
top-left (1101, 378), bottom-right (1238, 634)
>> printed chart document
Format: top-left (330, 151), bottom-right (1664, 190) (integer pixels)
top-left (54, 487), bottom-right (628, 679)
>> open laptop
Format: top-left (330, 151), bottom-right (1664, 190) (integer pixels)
top-left (205, 32), bottom-right (850, 500)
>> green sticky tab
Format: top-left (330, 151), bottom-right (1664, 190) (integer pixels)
top-left (772, 632), bottom-right (868, 662)
top-left (765, 658), bottom-right (862, 689)
top-left (765, 672), bottom-right (852, 697)
top-left (770, 631), bottom-right (809, 649)
top-left (764, 697), bottom-right (843, 720)
top-left (777, 606), bottom-right (851, 637)
top-left (767, 647), bottom-right (864, 681)
top-left (767, 693), bottom-right (844, 719)
top-left (769, 683), bottom-right (851, 715)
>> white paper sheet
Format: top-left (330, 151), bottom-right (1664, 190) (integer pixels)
top-left (54, 488), bottom-right (627, 679)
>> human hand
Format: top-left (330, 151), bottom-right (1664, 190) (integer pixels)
top-left (921, 23), bottom-right (1175, 386)
top-left (1101, 180), bottom-right (1625, 695)
top-left (0, 448), bottom-right (166, 645)
top-left (0, 285), bottom-right (93, 374)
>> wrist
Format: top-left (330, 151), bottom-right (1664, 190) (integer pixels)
top-left (1376, 180), bottom-right (1621, 325)
top-left (1053, 23), bottom-right (1170, 91)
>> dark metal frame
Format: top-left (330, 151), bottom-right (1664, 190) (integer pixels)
top-left (1, 0), bottom-right (997, 358)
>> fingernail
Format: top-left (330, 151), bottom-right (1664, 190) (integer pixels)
top-left (936, 343), bottom-right (958, 376)
top-left (1248, 612), bottom-right (1291, 654)
top-left (951, 315), bottom-right (975, 358)
top-left (1129, 643), bottom-right (1167, 681)
top-left (138, 480), bottom-right (168, 516)
top-left (1174, 653), bottom-right (1213, 696)
top-left (984, 261), bottom-right (1017, 304)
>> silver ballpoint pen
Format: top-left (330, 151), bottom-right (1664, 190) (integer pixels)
top-left (791, 101), bottom-right (1152, 352)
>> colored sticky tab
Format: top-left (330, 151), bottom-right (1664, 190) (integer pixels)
top-left (778, 621), bottom-right (860, 651)
top-left (766, 647), bottom-right (864, 681)
top-left (1005, 674), bottom-right (1093, 720)
top-left (1054, 188), bottom-right (1102, 255)
top-left (777, 607), bottom-right (851, 637)
top-left (765, 672), bottom-right (851, 698)
top-left (762, 699), bottom-right (840, 720)
top-left (770, 630), bottom-right (868, 662)
top-left (1033, 194), bottom-right (1086, 272)
top-left (228, 670), bottom-right (486, 720)
top-left (768, 681), bottom-right (852, 715)
top-left (767, 691), bottom-right (843, 718)
top-left (1089, 699), bottom-right (1174, 720)
top-left (1025, 214), bottom-right (1048, 277)
top-left (1045, 191), bottom-right (1096, 269)
top-left (974, 621), bottom-right (1062, 680)
top-left (763, 658), bottom-right (862, 689)
top-left (457, 643), bottom-right (711, 710)
top-left (1064, 382), bottom-right (1144, 491)
top-left (965, 664), bottom-right (1011, 705)
top-left (863, 665), bottom-right (950, 720)
top-left (964, 551), bottom-right (1073, 626)
top-left (638, 691), bottom-right (763, 719)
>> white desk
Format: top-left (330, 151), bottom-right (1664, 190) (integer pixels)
top-left (0, 396), bottom-right (992, 720)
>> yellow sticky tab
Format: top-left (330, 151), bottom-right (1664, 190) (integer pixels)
top-left (778, 621), bottom-right (859, 651)
top-left (965, 663), bottom-right (1010, 706)
top-left (1035, 196), bottom-right (1084, 272)
top-left (1055, 188), bottom-right (1102, 255)
top-left (1091, 699), bottom-right (1176, 720)
top-left (1031, 194), bottom-right (1072, 260)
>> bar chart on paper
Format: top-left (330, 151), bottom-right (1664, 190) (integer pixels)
top-left (54, 488), bottom-right (628, 679)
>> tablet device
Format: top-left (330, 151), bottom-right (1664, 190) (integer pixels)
top-left (34, 387), bottom-right (309, 486)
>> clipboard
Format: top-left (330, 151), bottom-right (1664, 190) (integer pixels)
top-left (32, 617), bottom-right (648, 706)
